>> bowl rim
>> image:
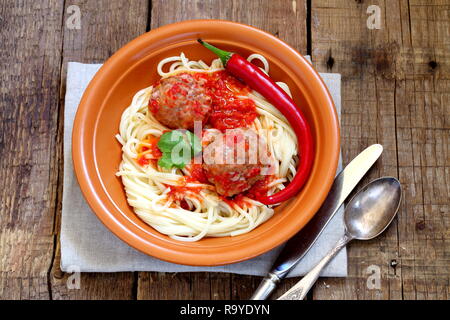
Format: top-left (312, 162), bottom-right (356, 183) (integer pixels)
top-left (72, 19), bottom-right (340, 266)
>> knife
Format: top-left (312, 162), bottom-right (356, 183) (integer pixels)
top-left (250, 144), bottom-right (383, 300)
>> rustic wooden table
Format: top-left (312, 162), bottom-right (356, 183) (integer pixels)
top-left (0, 0), bottom-right (448, 300)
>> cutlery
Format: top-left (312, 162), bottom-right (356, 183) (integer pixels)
top-left (251, 144), bottom-right (383, 300)
top-left (278, 177), bottom-right (402, 300)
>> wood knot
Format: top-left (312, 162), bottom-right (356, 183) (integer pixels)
top-left (416, 220), bottom-right (426, 231)
top-left (428, 60), bottom-right (438, 70)
top-left (351, 43), bottom-right (399, 79)
top-left (375, 51), bottom-right (390, 73)
top-left (326, 56), bottom-right (335, 70)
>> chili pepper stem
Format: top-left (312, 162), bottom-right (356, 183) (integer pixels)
top-left (197, 39), bottom-right (233, 66)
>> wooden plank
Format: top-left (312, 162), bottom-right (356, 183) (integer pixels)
top-left (137, 272), bottom-right (207, 300)
top-left (395, 0), bottom-right (449, 300)
top-left (311, 0), bottom-right (400, 299)
top-left (209, 273), bottom-right (231, 300)
top-left (139, 0), bottom-right (308, 300)
top-left (311, 0), bottom-right (449, 299)
top-left (0, 0), bottom-right (64, 300)
top-left (49, 0), bottom-right (149, 300)
top-left (151, 0), bottom-right (307, 54)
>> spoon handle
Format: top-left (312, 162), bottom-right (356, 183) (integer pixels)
top-left (278, 234), bottom-right (352, 300)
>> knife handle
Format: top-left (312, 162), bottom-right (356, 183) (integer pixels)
top-left (250, 272), bottom-right (280, 300)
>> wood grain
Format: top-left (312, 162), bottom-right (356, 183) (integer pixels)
top-left (137, 0), bottom-right (308, 300)
top-left (0, 0), bottom-right (64, 300)
top-left (395, 0), bottom-right (450, 300)
top-left (48, 0), bottom-right (148, 300)
top-left (151, 0), bottom-right (307, 55)
top-left (311, 0), bottom-right (449, 299)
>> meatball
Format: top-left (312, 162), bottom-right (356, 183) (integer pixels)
top-left (202, 129), bottom-right (272, 197)
top-left (149, 73), bottom-right (212, 130)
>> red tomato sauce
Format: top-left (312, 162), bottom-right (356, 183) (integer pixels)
top-left (136, 136), bottom-right (162, 166)
top-left (137, 156), bottom-right (150, 166)
top-left (221, 194), bottom-right (252, 208)
top-left (191, 71), bottom-right (258, 131)
top-left (188, 163), bottom-right (209, 184)
top-left (245, 175), bottom-right (274, 200)
top-left (166, 176), bottom-right (203, 202)
top-left (179, 199), bottom-right (191, 210)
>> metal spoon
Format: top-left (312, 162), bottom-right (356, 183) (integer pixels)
top-left (278, 177), bottom-right (402, 300)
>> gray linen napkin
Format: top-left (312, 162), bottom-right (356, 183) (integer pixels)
top-left (61, 61), bottom-right (346, 277)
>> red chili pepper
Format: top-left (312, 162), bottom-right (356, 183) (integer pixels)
top-left (198, 39), bottom-right (314, 205)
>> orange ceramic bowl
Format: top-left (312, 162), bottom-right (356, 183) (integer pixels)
top-left (72, 20), bottom-right (340, 266)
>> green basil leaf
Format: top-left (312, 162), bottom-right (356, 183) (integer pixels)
top-left (157, 130), bottom-right (184, 153)
top-left (157, 153), bottom-right (174, 169)
top-left (170, 140), bottom-right (192, 168)
top-left (172, 160), bottom-right (188, 169)
top-left (156, 129), bottom-right (202, 170)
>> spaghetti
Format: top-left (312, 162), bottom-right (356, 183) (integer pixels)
top-left (116, 53), bottom-right (298, 241)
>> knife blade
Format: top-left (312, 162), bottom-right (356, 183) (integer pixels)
top-left (250, 144), bottom-right (383, 300)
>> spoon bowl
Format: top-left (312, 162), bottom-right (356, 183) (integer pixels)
top-left (345, 177), bottom-right (402, 240)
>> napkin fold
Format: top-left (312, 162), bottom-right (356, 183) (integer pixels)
top-left (61, 61), bottom-right (346, 277)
